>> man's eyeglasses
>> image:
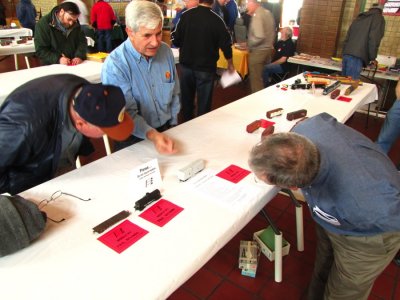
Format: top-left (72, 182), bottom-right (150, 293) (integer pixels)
top-left (38, 190), bottom-right (91, 223)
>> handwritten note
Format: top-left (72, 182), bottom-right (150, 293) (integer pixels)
top-left (139, 199), bottom-right (183, 227)
top-left (98, 220), bottom-right (148, 254)
top-left (216, 164), bottom-right (251, 183)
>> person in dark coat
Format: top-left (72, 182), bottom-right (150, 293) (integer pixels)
top-left (342, 3), bottom-right (386, 80)
top-left (0, 74), bottom-right (133, 195)
top-left (34, 2), bottom-right (87, 65)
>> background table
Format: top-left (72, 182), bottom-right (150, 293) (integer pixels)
top-left (0, 27), bottom-right (32, 39)
top-left (0, 74), bottom-right (378, 300)
top-left (0, 60), bottom-right (103, 105)
top-left (217, 46), bottom-right (249, 78)
top-left (288, 56), bottom-right (400, 81)
top-left (0, 39), bottom-right (35, 70)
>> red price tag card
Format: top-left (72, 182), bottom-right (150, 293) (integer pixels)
top-left (337, 96), bottom-right (352, 102)
top-left (139, 199), bottom-right (183, 227)
top-left (216, 164), bottom-right (251, 183)
top-left (98, 220), bottom-right (148, 254)
top-left (259, 119), bottom-right (275, 128)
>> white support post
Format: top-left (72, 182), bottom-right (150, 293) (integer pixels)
top-left (296, 205), bottom-right (304, 252)
top-left (274, 232), bottom-right (283, 283)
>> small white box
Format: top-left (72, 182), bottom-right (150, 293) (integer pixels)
top-left (253, 228), bottom-right (290, 262)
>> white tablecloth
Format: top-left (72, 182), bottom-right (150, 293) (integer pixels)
top-left (0, 74), bottom-right (378, 300)
top-left (0, 60), bottom-right (103, 104)
top-left (0, 40), bottom-right (35, 56)
top-left (0, 27), bottom-right (33, 39)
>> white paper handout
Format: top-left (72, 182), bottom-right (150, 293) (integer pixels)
top-left (184, 169), bottom-right (263, 211)
top-left (220, 70), bottom-right (242, 88)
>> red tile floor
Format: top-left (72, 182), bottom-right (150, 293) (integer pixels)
top-left (1, 55), bottom-right (399, 300)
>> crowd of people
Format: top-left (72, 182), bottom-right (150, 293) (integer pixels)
top-left (1, 1), bottom-right (399, 299)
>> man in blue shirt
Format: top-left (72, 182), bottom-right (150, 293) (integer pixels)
top-left (102, 0), bottom-right (180, 154)
top-left (249, 113), bottom-right (400, 300)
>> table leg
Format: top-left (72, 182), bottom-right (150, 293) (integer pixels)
top-left (13, 54), bottom-right (18, 70)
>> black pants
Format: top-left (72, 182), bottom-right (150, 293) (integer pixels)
top-left (179, 64), bottom-right (216, 122)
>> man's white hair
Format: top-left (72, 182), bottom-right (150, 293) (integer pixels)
top-left (125, 0), bottom-right (163, 32)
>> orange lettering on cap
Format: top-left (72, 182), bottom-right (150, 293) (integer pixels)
top-left (165, 71), bottom-right (171, 79)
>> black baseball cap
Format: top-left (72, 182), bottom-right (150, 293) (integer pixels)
top-left (73, 84), bottom-right (134, 141)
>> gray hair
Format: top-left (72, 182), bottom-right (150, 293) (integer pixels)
top-left (248, 132), bottom-right (320, 188)
top-left (282, 26), bottom-right (293, 39)
top-left (125, 0), bottom-right (163, 32)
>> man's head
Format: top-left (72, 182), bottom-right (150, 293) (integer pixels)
top-left (70, 84), bottom-right (134, 141)
top-left (57, 2), bottom-right (80, 29)
top-left (280, 27), bottom-right (293, 41)
top-left (248, 132), bottom-right (320, 189)
top-left (184, 0), bottom-right (199, 9)
top-left (217, 0), bottom-right (228, 6)
top-left (246, 0), bottom-right (260, 15)
top-left (125, 0), bottom-right (163, 58)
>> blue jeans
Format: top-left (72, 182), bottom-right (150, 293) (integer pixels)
top-left (262, 63), bottom-right (284, 87)
top-left (97, 29), bottom-right (113, 53)
top-left (179, 64), bottom-right (215, 122)
top-left (376, 99), bottom-right (400, 153)
top-left (342, 55), bottom-right (363, 80)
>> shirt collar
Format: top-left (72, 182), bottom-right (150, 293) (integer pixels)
top-left (127, 39), bottom-right (157, 65)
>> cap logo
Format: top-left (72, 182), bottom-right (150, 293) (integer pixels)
top-left (118, 108), bottom-right (125, 123)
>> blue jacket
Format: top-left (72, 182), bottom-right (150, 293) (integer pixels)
top-left (16, 0), bottom-right (37, 31)
top-left (294, 113), bottom-right (400, 236)
top-left (0, 75), bottom-right (93, 195)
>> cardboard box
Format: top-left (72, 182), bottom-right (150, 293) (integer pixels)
top-left (253, 227), bottom-right (290, 262)
top-left (238, 240), bottom-right (260, 277)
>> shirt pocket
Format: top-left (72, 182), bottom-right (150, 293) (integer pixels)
top-left (157, 81), bottom-right (176, 107)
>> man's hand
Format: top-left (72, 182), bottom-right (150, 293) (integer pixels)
top-left (71, 57), bottom-right (83, 65)
top-left (146, 129), bottom-right (177, 155)
top-left (60, 56), bottom-right (71, 65)
top-left (226, 58), bottom-right (235, 74)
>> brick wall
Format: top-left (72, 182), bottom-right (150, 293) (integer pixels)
top-left (297, 0), bottom-right (400, 59)
top-left (296, 0), bottom-right (345, 58)
top-left (32, 0), bottom-right (57, 17)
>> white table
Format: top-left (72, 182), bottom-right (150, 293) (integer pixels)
top-left (0, 60), bottom-right (103, 105)
top-left (0, 27), bottom-right (32, 39)
top-left (0, 74), bottom-right (378, 300)
top-left (0, 39), bottom-right (35, 70)
top-left (288, 56), bottom-right (400, 81)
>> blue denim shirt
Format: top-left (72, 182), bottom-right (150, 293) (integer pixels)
top-left (293, 113), bottom-right (400, 236)
top-left (101, 40), bottom-right (180, 139)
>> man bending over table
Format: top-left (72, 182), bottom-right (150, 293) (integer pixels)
top-left (0, 74), bottom-right (133, 195)
top-left (249, 113), bottom-right (400, 300)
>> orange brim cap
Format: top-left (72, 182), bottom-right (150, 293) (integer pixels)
top-left (100, 112), bottom-right (134, 141)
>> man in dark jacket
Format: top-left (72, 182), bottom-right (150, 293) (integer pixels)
top-left (0, 74), bottom-right (134, 195)
top-left (34, 2), bottom-right (87, 65)
top-left (171, 0), bottom-right (234, 122)
top-left (342, 3), bottom-right (386, 80)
